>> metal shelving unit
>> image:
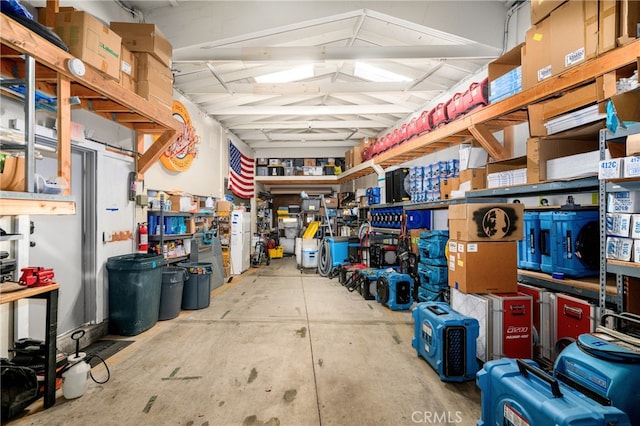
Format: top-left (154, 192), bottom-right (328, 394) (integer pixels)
top-left (599, 124), bottom-right (640, 314)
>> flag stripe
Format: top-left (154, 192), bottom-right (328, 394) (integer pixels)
top-left (229, 140), bottom-right (254, 199)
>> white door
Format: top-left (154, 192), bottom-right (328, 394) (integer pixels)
top-left (28, 148), bottom-right (96, 336)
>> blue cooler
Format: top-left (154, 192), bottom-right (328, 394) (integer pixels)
top-left (376, 271), bottom-right (413, 310)
top-left (549, 211), bottom-right (599, 277)
top-left (554, 332), bottom-right (640, 421)
top-left (518, 211), bottom-right (541, 271)
top-left (412, 302), bottom-right (479, 382)
top-left (477, 358), bottom-right (630, 426)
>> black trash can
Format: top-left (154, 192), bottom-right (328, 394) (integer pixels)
top-left (178, 262), bottom-right (213, 310)
top-left (159, 266), bottom-right (187, 320)
top-left (106, 253), bottom-right (163, 336)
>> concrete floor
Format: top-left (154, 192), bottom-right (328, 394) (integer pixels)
top-left (11, 256), bottom-right (481, 426)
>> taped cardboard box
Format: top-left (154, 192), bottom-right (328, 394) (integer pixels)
top-left (488, 43), bottom-right (524, 102)
top-left (110, 22), bottom-right (172, 66)
top-left (119, 45), bottom-right (137, 92)
top-left (523, 18), bottom-right (552, 89)
top-left (448, 203), bottom-right (524, 242)
top-left (530, 0), bottom-right (566, 25)
top-left (55, 11), bottom-right (121, 80)
top-left (550, 0), bottom-right (598, 76)
top-left (447, 240), bottom-right (518, 294)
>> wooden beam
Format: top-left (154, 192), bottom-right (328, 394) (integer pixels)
top-left (136, 133), bottom-right (145, 180)
top-left (83, 99), bottom-right (133, 113)
top-left (468, 123), bottom-right (509, 160)
top-left (0, 198), bottom-right (76, 215)
top-left (57, 74), bottom-right (71, 196)
top-left (44, 0), bottom-right (59, 28)
top-left (137, 130), bottom-right (178, 174)
top-left (112, 113), bottom-right (155, 123)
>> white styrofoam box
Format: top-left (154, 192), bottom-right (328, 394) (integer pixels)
top-left (606, 213), bottom-right (632, 237)
top-left (624, 156), bottom-right (640, 178)
top-left (634, 240), bottom-right (640, 263)
top-left (459, 146), bottom-right (488, 170)
top-left (632, 214), bottom-right (640, 239)
top-left (606, 236), bottom-right (633, 261)
top-left (607, 191), bottom-right (640, 213)
top-left (599, 158), bottom-right (623, 179)
top-left (546, 150), bottom-right (599, 180)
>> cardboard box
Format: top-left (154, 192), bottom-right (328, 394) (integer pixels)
top-left (352, 145), bottom-right (362, 167)
top-left (526, 132), bottom-right (600, 183)
top-left (55, 11), bottom-right (122, 80)
top-left (488, 43), bottom-right (524, 102)
top-left (607, 91), bottom-right (640, 123)
top-left (137, 81), bottom-right (173, 109)
top-left (440, 177), bottom-right (460, 200)
top-left (626, 134), bottom-right (640, 156)
top-left (530, 0), bottom-right (567, 25)
top-left (324, 197), bottom-right (338, 208)
top-left (546, 150), bottom-right (600, 180)
top-left (447, 240), bottom-right (518, 294)
top-left (410, 228), bottom-right (429, 254)
top-left (459, 146), bottom-right (488, 170)
top-left (608, 191), bottom-right (640, 213)
top-left (632, 214), bottom-right (640, 239)
top-left (109, 22), bottom-right (172, 66)
top-left (606, 213), bottom-right (632, 237)
top-left (216, 200), bottom-right (233, 212)
top-left (304, 159), bottom-right (316, 167)
top-left (624, 156), bottom-right (640, 178)
top-left (523, 18), bottom-right (552, 89)
top-left (459, 168), bottom-right (486, 190)
top-left (136, 53), bottom-right (173, 91)
top-left (599, 0), bottom-right (618, 54)
top-left (119, 45), bottom-right (137, 92)
top-left (599, 158), bottom-right (624, 179)
top-left (448, 203), bottom-right (524, 242)
top-left (618, 0), bottom-right (640, 45)
top-left (550, 0), bottom-right (598, 75)
top-left (606, 236), bottom-right (633, 261)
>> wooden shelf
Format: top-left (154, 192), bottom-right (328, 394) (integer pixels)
top-left (0, 191), bottom-right (76, 215)
top-left (0, 282), bottom-right (60, 305)
top-left (255, 159), bottom-right (381, 186)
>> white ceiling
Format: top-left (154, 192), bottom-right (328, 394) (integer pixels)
top-left (124, 1), bottom-right (514, 153)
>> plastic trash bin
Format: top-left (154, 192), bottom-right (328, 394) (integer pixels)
top-left (106, 253), bottom-right (163, 336)
top-left (159, 266), bottom-right (187, 320)
top-left (178, 262), bottom-right (213, 310)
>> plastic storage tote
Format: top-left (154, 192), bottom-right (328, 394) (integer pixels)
top-left (178, 262), bottom-right (212, 310)
top-left (106, 253), bottom-right (163, 336)
top-left (159, 266), bottom-right (187, 320)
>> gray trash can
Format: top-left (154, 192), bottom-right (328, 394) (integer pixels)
top-left (178, 262), bottom-right (213, 310)
top-left (106, 253), bottom-right (163, 336)
top-left (159, 266), bottom-right (187, 320)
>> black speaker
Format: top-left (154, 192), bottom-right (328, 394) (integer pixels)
top-left (392, 168), bottom-right (410, 202)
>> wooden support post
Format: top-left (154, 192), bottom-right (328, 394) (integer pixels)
top-left (137, 130), bottom-right (178, 174)
top-left (468, 123), bottom-right (509, 161)
top-left (57, 74), bottom-right (71, 195)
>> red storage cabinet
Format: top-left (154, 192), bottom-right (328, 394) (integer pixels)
top-left (554, 293), bottom-right (598, 353)
top-left (488, 292), bottom-right (533, 360)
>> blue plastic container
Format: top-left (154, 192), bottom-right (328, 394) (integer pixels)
top-left (418, 230), bottom-right (449, 263)
top-left (326, 236), bottom-right (350, 267)
top-left (407, 209), bottom-right (431, 230)
top-left (412, 302), bottom-right (479, 382)
top-left (554, 333), bottom-right (640, 421)
top-left (417, 262), bottom-right (448, 286)
top-left (517, 211), bottom-right (541, 271)
top-left (477, 358), bottom-right (630, 426)
top-left (376, 271), bottom-right (413, 310)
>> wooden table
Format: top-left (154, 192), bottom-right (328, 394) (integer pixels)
top-left (1, 282), bottom-right (60, 408)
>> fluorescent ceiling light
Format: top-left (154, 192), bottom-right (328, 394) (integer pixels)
top-left (255, 65), bottom-right (314, 83)
top-left (354, 62), bottom-right (412, 83)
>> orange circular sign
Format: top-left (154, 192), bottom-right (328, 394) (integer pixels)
top-left (160, 100), bottom-right (200, 172)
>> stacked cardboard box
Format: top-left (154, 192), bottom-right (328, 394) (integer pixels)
top-left (110, 22), bottom-right (174, 109)
top-left (447, 203), bottom-right (523, 293)
top-left (54, 11), bottom-right (121, 80)
top-left (119, 46), bottom-right (137, 92)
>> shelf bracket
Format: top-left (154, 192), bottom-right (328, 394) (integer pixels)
top-left (468, 123), bottom-right (509, 160)
top-left (137, 129), bottom-right (179, 174)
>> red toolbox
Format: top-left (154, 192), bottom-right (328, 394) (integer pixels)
top-left (518, 283), bottom-right (555, 360)
top-left (488, 292), bottom-right (533, 360)
top-left (554, 293), bottom-right (598, 355)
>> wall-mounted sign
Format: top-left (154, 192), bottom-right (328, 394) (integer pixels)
top-left (160, 100), bottom-right (200, 172)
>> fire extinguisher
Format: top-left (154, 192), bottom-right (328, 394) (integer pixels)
top-left (138, 222), bottom-right (148, 252)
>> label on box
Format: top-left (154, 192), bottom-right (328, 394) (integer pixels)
top-left (634, 240), bottom-right (640, 263)
top-left (606, 237), bottom-right (633, 261)
top-left (121, 60), bottom-right (133, 75)
top-left (537, 65), bottom-right (552, 82)
top-left (632, 215), bottom-right (640, 239)
top-left (599, 159), bottom-right (623, 179)
top-left (449, 241), bottom-right (458, 253)
top-left (606, 213), bottom-right (632, 237)
top-left (624, 156), bottom-right (640, 178)
top-left (565, 47), bottom-right (585, 67)
top-left (457, 243), bottom-right (464, 253)
top-left (607, 192), bottom-right (640, 213)
top-left (466, 243), bottom-right (478, 253)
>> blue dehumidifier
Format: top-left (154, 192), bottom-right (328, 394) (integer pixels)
top-left (518, 211), bottom-right (541, 270)
top-left (554, 324), bottom-right (640, 421)
top-left (376, 271), bottom-right (413, 310)
top-left (325, 236), bottom-right (350, 267)
top-left (477, 358), bottom-right (631, 426)
top-left (412, 302), bottom-right (478, 382)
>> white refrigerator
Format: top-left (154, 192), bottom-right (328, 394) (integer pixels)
top-left (230, 211), bottom-right (251, 274)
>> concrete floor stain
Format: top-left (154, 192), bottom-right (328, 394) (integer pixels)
top-left (218, 400), bottom-right (225, 407)
top-left (243, 415), bottom-right (280, 426)
top-left (283, 389), bottom-right (297, 402)
top-left (295, 327), bottom-right (307, 338)
top-left (248, 367), bottom-right (258, 383)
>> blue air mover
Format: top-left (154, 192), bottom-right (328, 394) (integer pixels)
top-left (376, 271), bottom-right (413, 310)
top-left (554, 316), bottom-right (640, 421)
top-left (477, 358), bottom-right (631, 426)
top-left (355, 268), bottom-right (394, 300)
top-left (417, 262), bottom-right (448, 287)
top-left (417, 286), bottom-right (448, 303)
top-left (412, 302), bottom-right (479, 382)
top-left (418, 230), bottom-right (448, 265)
top-left (517, 211), bottom-right (541, 270)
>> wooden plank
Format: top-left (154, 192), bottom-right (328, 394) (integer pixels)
top-left (57, 74), bottom-right (71, 196)
top-left (468, 123), bottom-right (509, 160)
top-left (0, 198), bottom-right (76, 215)
top-left (0, 283), bottom-right (60, 305)
top-left (137, 130), bottom-right (179, 174)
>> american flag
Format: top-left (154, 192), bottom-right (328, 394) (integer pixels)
top-left (229, 140), bottom-right (254, 199)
